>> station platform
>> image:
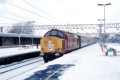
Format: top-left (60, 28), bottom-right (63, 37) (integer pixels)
top-left (0, 45), bottom-right (40, 58)
top-left (107, 43), bottom-right (120, 51)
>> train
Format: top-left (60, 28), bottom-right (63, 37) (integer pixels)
top-left (40, 29), bottom-right (96, 62)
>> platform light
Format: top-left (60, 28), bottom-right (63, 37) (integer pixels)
top-left (97, 3), bottom-right (111, 48)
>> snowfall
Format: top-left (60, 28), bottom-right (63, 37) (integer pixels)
top-left (3, 43), bottom-right (118, 80)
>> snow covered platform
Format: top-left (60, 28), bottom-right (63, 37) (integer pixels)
top-left (10, 43), bottom-right (120, 80)
top-left (107, 43), bottom-right (120, 52)
top-left (0, 46), bottom-right (40, 58)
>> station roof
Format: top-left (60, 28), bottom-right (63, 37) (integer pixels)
top-left (0, 33), bottom-right (42, 38)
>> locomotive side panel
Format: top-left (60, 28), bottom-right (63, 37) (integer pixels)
top-left (66, 33), bottom-right (80, 51)
top-left (62, 39), bottom-right (68, 53)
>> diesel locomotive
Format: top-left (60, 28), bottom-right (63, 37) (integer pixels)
top-left (40, 29), bottom-right (96, 62)
top-left (40, 29), bottom-right (81, 62)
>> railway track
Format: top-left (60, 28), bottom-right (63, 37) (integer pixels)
top-left (0, 57), bottom-right (44, 80)
top-left (45, 64), bottom-right (68, 80)
top-left (25, 64), bottom-right (74, 80)
top-left (0, 57), bottom-right (43, 74)
top-left (0, 57), bottom-right (41, 69)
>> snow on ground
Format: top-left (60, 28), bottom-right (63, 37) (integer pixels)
top-left (107, 43), bottom-right (120, 51)
top-left (0, 46), bottom-right (40, 58)
top-left (59, 43), bottom-right (120, 80)
top-left (10, 43), bottom-right (120, 80)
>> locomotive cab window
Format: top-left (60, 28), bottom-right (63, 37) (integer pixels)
top-left (51, 30), bottom-right (57, 36)
top-left (45, 31), bottom-right (51, 37)
top-left (45, 30), bottom-right (64, 38)
top-left (58, 31), bottom-right (63, 37)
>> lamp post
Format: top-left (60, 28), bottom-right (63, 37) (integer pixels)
top-left (98, 3), bottom-right (111, 48)
top-left (98, 19), bottom-right (104, 44)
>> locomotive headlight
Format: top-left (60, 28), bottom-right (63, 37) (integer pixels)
top-left (40, 53), bottom-right (44, 56)
top-left (55, 53), bottom-right (60, 56)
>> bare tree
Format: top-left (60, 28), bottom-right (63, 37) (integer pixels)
top-left (8, 21), bottom-right (35, 34)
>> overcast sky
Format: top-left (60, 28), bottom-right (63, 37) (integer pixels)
top-left (0, 0), bottom-right (119, 26)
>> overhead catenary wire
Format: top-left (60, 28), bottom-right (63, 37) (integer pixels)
top-left (0, 10), bottom-right (43, 24)
top-left (0, 15), bottom-right (23, 22)
top-left (23, 0), bottom-right (64, 24)
top-left (2, 0), bottom-right (61, 24)
top-left (0, 9), bottom-right (30, 21)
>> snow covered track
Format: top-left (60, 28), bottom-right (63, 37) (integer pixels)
top-left (0, 57), bottom-right (40, 69)
top-left (26, 64), bottom-right (74, 80)
top-left (45, 64), bottom-right (68, 80)
top-left (0, 57), bottom-right (43, 74)
top-left (0, 57), bottom-right (44, 80)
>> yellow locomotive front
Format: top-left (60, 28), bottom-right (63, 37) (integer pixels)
top-left (40, 36), bottom-right (63, 54)
top-left (40, 29), bottom-right (67, 62)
